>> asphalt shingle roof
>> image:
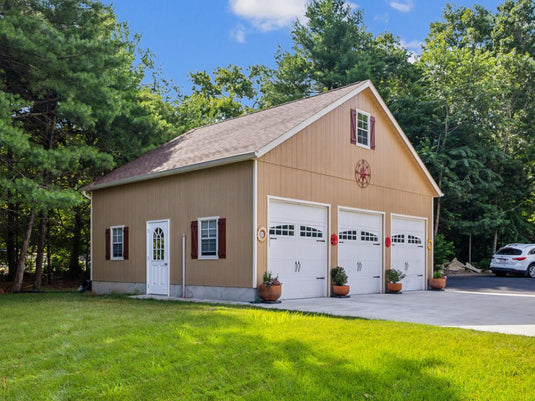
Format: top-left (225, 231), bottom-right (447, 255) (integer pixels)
top-left (88, 82), bottom-right (366, 190)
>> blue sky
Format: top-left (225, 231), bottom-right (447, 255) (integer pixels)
top-left (105, 0), bottom-right (503, 94)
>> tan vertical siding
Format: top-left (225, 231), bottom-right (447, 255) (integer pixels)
top-left (92, 161), bottom-right (253, 288)
top-left (257, 88), bottom-right (436, 284)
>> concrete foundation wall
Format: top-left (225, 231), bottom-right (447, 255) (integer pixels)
top-left (93, 281), bottom-right (257, 302)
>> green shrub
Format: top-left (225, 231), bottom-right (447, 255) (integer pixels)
top-left (386, 268), bottom-right (406, 283)
top-left (434, 233), bottom-right (455, 266)
top-left (331, 266), bottom-right (348, 286)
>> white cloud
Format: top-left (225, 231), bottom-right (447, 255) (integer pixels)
top-left (347, 2), bottom-right (359, 10)
top-left (400, 39), bottom-right (423, 63)
top-left (374, 13), bottom-right (390, 23)
top-left (230, 25), bottom-right (247, 43)
top-left (400, 39), bottom-right (423, 52)
top-left (389, 0), bottom-right (414, 13)
top-left (228, 0), bottom-right (307, 31)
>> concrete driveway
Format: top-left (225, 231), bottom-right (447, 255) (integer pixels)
top-left (255, 288), bottom-right (535, 336)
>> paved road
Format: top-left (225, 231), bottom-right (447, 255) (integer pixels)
top-left (447, 274), bottom-right (535, 294)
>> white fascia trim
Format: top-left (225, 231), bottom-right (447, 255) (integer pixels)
top-left (267, 195), bottom-right (331, 209)
top-left (391, 213), bottom-right (428, 222)
top-left (256, 82), bottom-right (368, 158)
top-left (252, 160), bottom-right (258, 288)
top-left (338, 205), bottom-right (386, 217)
top-left (365, 82), bottom-right (444, 197)
top-left (88, 152), bottom-right (257, 191)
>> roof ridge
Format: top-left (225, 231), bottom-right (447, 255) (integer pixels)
top-left (178, 80), bottom-right (365, 134)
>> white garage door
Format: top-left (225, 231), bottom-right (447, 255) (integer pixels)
top-left (338, 210), bottom-right (383, 295)
top-left (268, 200), bottom-right (328, 299)
top-left (391, 216), bottom-right (426, 291)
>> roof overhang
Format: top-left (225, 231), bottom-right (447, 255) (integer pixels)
top-left (85, 151), bottom-right (257, 192)
top-left (85, 80), bottom-right (442, 197)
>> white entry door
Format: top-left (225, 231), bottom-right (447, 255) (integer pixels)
top-left (338, 210), bottom-right (383, 295)
top-left (146, 220), bottom-right (170, 295)
top-left (391, 216), bottom-right (426, 291)
top-left (268, 199), bottom-right (328, 299)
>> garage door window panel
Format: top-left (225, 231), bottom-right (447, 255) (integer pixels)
top-left (361, 231), bottom-right (378, 242)
top-left (339, 230), bottom-right (358, 241)
top-left (270, 224), bottom-right (295, 237)
top-left (392, 234), bottom-right (405, 243)
top-left (300, 226), bottom-right (323, 238)
top-left (408, 235), bottom-right (422, 244)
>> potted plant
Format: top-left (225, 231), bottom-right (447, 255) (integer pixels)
top-left (331, 266), bottom-right (350, 296)
top-left (386, 268), bottom-right (406, 293)
top-left (429, 268), bottom-right (447, 290)
top-left (258, 271), bottom-right (282, 302)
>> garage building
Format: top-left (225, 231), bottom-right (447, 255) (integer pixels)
top-left (85, 80), bottom-right (442, 301)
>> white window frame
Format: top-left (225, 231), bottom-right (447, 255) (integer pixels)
top-left (198, 216), bottom-right (219, 260)
top-left (356, 109), bottom-right (371, 149)
top-left (110, 225), bottom-right (124, 261)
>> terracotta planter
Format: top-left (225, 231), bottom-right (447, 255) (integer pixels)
top-left (386, 282), bottom-right (402, 293)
top-left (332, 285), bottom-right (350, 296)
top-left (258, 284), bottom-right (282, 302)
top-left (429, 276), bottom-right (447, 290)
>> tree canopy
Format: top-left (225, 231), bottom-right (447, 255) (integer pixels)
top-left (1, 0), bottom-right (534, 290)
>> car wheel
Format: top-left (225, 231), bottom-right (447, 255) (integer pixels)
top-left (494, 271), bottom-right (507, 277)
top-left (527, 264), bottom-right (535, 278)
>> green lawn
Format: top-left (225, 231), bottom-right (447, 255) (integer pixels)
top-left (1, 294), bottom-right (534, 400)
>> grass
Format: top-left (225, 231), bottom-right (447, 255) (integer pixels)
top-left (0, 293), bottom-right (534, 400)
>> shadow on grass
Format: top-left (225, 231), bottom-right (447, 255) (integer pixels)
top-left (0, 294), bottom-right (462, 400)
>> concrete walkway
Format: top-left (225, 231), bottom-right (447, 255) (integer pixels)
top-left (255, 289), bottom-right (535, 336)
top-left (134, 288), bottom-right (535, 336)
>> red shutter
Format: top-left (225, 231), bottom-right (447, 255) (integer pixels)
top-left (370, 115), bottom-right (376, 150)
top-left (105, 228), bottom-right (110, 260)
top-left (123, 226), bottom-right (129, 260)
top-left (218, 218), bottom-right (226, 259)
top-left (191, 221), bottom-right (198, 259)
top-left (350, 109), bottom-right (357, 144)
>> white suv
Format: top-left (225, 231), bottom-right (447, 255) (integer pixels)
top-left (490, 244), bottom-right (535, 278)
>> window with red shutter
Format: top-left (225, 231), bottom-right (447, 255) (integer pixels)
top-left (350, 109), bottom-right (357, 144)
top-left (123, 226), bottom-right (129, 260)
top-left (105, 228), bottom-right (110, 260)
top-left (370, 115), bottom-right (376, 150)
top-left (191, 221), bottom-right (198, 259)
top-left (218, 218), bottom-right (226, 259)
top-left (109, 226), bottom-right (125, 260)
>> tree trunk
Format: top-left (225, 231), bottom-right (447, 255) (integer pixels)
top-left (46, 221), bottom-right (52, 284)
top-left (68, 208), bottom-right (83, 278)
top-left (434, 102), bottom-right (450, 237)
top-left (12, 211), bottom-right (35, 293)
top-left (468, 234), bottom-right (472, 264)
top-left (6, 201), bottom-right (17, 281)
top-left (493, 229), bottom-right (498, 255)
top-left (434, 198), bottom-right (441, 237)
top-left (33, 213), bottom-right (48, 290)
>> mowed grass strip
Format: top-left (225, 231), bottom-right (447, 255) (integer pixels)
top-left (0, 293), bottom-right (534, 400)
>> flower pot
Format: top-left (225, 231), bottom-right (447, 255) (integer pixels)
top-left (258, 284), bottom-right (282, 302)
top-left (332, 285), bottom-right (350, 296)
top-left (386, 282), bottom-right (402, 293)
top-left (429, 276), bottom-right (447, 290)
